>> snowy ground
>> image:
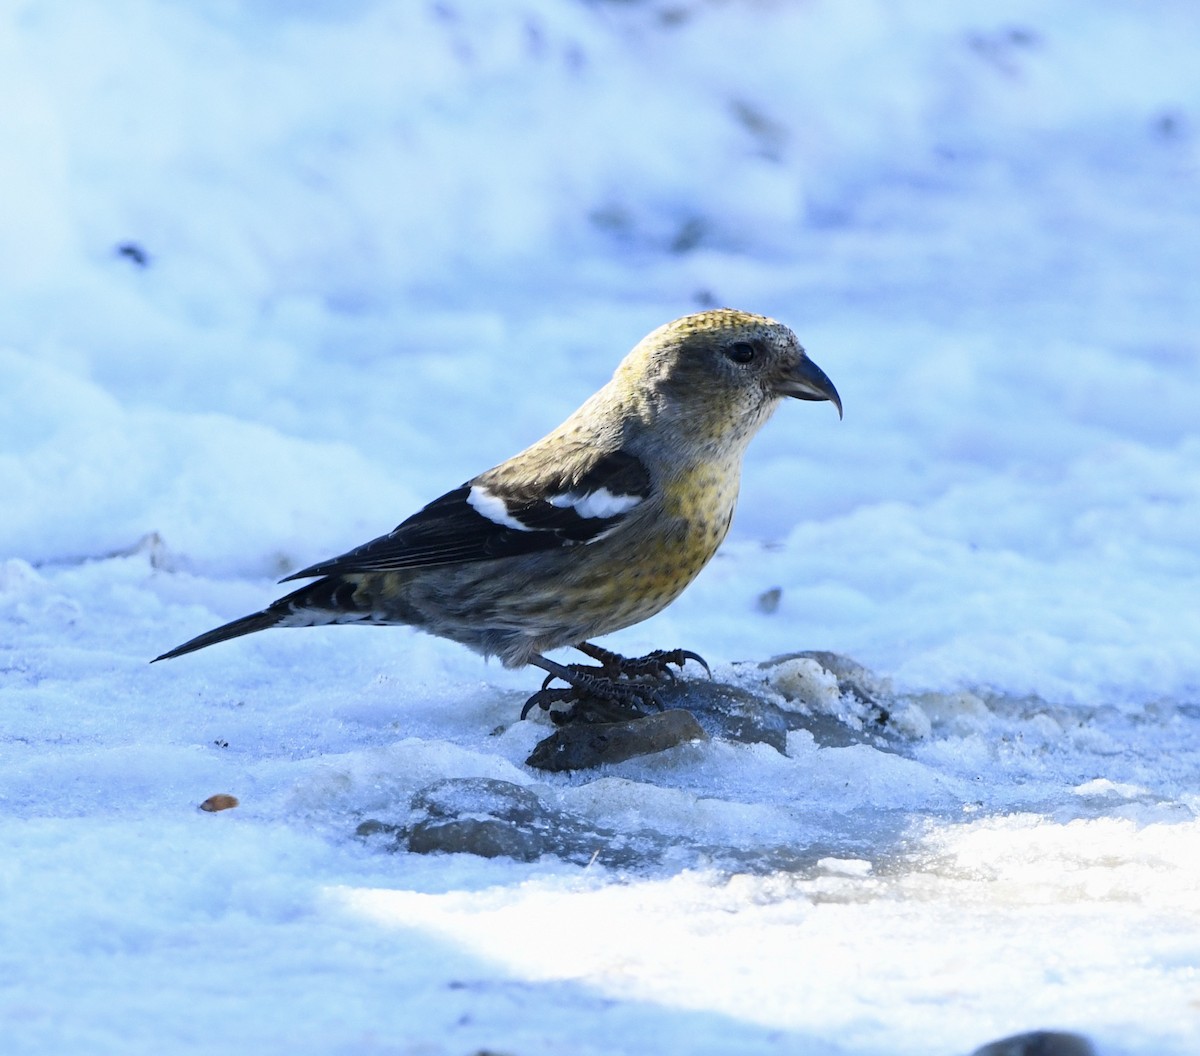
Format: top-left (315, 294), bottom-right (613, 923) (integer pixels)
top-left (2, 2), bottom-right (1199, 1054)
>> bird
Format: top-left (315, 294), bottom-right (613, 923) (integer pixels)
top-left (154, 308), bottom-right (841, 722)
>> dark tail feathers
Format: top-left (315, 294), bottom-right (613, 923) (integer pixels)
top-left (152, 609), bottom-right (285, 662)
top-left (152, 577), bottom-right (363, 663)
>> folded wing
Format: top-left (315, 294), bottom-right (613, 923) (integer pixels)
top-left (281, 449), bottom-right (652, 581)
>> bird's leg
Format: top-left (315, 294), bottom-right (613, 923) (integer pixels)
top-left (575, 641), bottom-right (711, 682)
top-left (522, 653), bottom-right (665, 725)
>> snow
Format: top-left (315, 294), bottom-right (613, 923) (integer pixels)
top-left (2, 1), bottom-right (1199, 1053)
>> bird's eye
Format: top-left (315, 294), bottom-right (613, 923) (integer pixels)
top-left (724, 341), bottom-right (757, 365)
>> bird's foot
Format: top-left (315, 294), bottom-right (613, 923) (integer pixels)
top-left (575, 642), bottom-right (711, 683)
top-left (521, 643), bottom-right (709, 725)
top-left (520, 675), bottom-right (664, 725)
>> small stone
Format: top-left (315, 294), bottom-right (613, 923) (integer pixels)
top-left (526, 708), bottom-right (708, 771)
top-left (198, 793), bottom-right (239, 812)
top-left (755, 586), bottom-right (782, 613)
top-left (115, 240), bottom-right (151, 267)
top-left (970, 1030), bottom-right (1097, 1056)
top-left (355, 819), bottom-right (402, 839)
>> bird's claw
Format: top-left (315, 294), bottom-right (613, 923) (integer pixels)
top-left (624, 647), bottom-right (711, 681)
top-left (576, 643), bottom-right (711, 682)
top-left (520, 676), bottom-right (664, 725)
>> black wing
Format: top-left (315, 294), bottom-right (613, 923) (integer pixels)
top-left (281, 450), bottom-right (651, 581)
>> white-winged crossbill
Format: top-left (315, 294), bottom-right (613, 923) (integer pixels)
top-left (155, 308), bottom-right (841, 718)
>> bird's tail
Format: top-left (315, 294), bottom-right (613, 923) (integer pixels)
top-left (152, 609), bottom-right (285, 662)
top-left (152, 576), bottom-right (366, 662)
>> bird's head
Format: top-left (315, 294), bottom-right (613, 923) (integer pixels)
top-left (618, 309), bottom-right (841, 453)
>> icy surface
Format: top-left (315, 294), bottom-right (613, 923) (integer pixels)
top-left (2, 1), bottom-right (1199, 1054)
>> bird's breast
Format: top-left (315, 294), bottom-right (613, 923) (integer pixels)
top-left (508, 457), bottom-right (742, 642)
top-left (659, 462), bottom-right (739, 562)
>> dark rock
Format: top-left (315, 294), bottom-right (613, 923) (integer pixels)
top-left (656, 678), bottom-right (789, 752)
top-left (407, 778), bottom-right (558, 861)
top-left (397, 777), bottom-right (664, 865)
top-left (355, 818), bottom-right (401, 841)
top-left (526, 708), bottom-right (708, 771)
top-left (970, 1030), bottom-right (1097, 1056)
top-left (409, 813), bottom-right (550, 861)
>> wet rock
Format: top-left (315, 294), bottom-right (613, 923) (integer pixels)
top-left (526, 708), bottom-right (708, 771)
top-left (355, 818), bottom-right (401, 841)
top-left (383, 777), bottom-right (664, 865)
top-left (970, 1030), bottom-right (1096, 1056)
top-left (408, 777), bottom-right (548, 862)
top-left (656, 678), bottom-right (789, 752)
